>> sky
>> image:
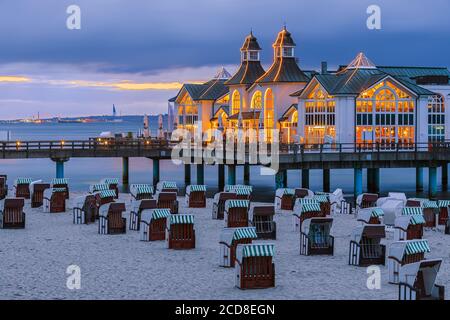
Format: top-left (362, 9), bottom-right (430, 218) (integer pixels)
top-left (0, 0), bottom-right (449, 119)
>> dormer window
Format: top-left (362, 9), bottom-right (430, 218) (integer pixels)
top-left (248, 51), bottom-right (259, 61)
top-left (241, 51), bottom-right (248, 61)
top-left (283, 47), bottom-right (294, 57)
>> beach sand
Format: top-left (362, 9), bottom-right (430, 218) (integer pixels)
top-left (0, 192), bottom-right (448, 300)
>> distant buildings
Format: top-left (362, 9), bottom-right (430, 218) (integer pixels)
top-left (169, 27), bottom-right (450, 148)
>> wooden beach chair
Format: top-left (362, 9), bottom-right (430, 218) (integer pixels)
top-left (274, 188), bottom-right (295, 211)
top-left (212, 192), bottom-right (237, 220)
top-left (130, 184), bottom-right (154, 200)
top-left (0, 198), bottom-right (25, 229)
top-left (185, 185), bottom-right (207, 208)
top-left (129, 199), bottom-right (157, 231)
top-left (98, 202), bottom-right (127, 235)
top-left (140, 208), bottom-right (171, 241)
top-left (235, 243), bottom-right (275, 289)
top-left (388, 239), bottom-right (430, 284)
top-left (0, 175), bottom-right (8, 200)
top-left (51, 178), bottom-right (69, 199)
top-left (313, 194), bottom-right (331, 216)
top-left (356, 193), bottom-right (379, 213)
top-left (101, 178), bottom-right (119, 199)
top-left (357, 207), bottom-right (384, 224)
top-left (95, 189), bottom-right (116, 208)
top-left (421, 200), bottom-right (439, 228)
top-left (224, 199), bottom-right (250, 228)
top-left (73, 194), bottom-right (98, 224)
top-left (394, 207), bottom-right (425, 241)
top-left (300, 217), bottom-right (334, 256)
top-left (14, 178), bottom-right (33, 199)
top-left (437, 200), bottom-right (450, 226)
top-left (30, 181), bottom-right (50, 208)
top-left (43, 188), bottom-right (66, 213)
top-left (156, 192), bottom-right (178, 214)
top-left (166, 214), bottom-right (195, 249)
top-left (219, 227), bottom-right (258, 267)
top-left (398, 259), bottom-right (445, 300)
top-left (292, 199), bottom-right (322, 232)
top-left (294, 188), bottom-right (314, 199)
top-left (249, 205), bottom-right (276, 240)
top-left (156, 181), bottom-right (178, 194)
top-left (89, 183), bottom-right (109, 194)
top-left (349, 224), bottom-right (386, 266)
top-left (224, 185), bottom-right (252, 200)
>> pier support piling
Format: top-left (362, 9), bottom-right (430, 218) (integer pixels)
top-left (302, 169), bottom-right (310, 189)
top-left (442, 163), bottom-right (448, 191)
top-left (218, 164), bottom-right (225, 191)
top-left (275, 170), bottom-right (287, 189)
top-left (243, 164), bottom-right (250, 185)
top-left (227, 165), bottom-right (236, 185)
top-left (196, 163), bottom-right (204, 185)
top-left (354, 168), bottom-right (362, 198)
top-left (323, 169), bottom-right (330, 193)
top-left (429, 167), bottom-right (437, 198)
top-left (184, 164), bottom-right (191, 186)
top-left (416, 167), bottom-right (424, 192)
top-left (55, 160), bottom-right (65, 179)
top-left (367, 168), bottom-right (380, 193)
top-left (152, 159), bottom-right (160, 187)
top-left (122, 157), bottom-right (129, 185)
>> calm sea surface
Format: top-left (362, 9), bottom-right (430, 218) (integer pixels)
top-left (0, 119), bottom-right (448, 201)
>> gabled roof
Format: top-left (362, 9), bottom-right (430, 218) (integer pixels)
top-left (225, 61), bottom-right (266, 86)
top-left (199, 79), bottom-right (229, 100)
top-left (377, 66), bottom-right (450, 79)
top-left (279, 103), bottom-right (298, 122)
top-left (211, 105), bottom-right (230, 121)
top-left (256, 58), bottom-right (310, 83)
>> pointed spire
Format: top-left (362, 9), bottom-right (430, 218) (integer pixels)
top-left (346, 52), bottom-right (376, 70)
top-left (214, 67), bottom-right (232, 80)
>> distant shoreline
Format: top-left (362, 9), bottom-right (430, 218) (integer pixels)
top-left (0, 114), bottom-right (168, 124)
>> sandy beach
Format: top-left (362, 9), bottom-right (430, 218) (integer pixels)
top-left (0, 192), bottom-right (448, 300)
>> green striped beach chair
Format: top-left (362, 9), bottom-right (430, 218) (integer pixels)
top-left (224, 199), bottom-right (250, 228)
top-left (235, 243), bottom-right (275, 289)
top-left (185, 185), bottom-right (207, 208)
top-left (357, 207), bottom-right (384, 224)
top-left (394, 207), bottom-right (425, 241)
top-left (140, 208), bottom-right (171, 241)
top-left (300, 217), bottom-right (334, 256)
top-left (292, 199), bottom-right (322, 232)
top-left (14, 178), bottom-right (33, 199)
top-left (130, 184), bottom-right (154, 200)
top-left (219, 227), bottom-right (258, 267)
top-left (51, 178), bottom-right (69, 199)
top-left (166, 214), bottom-right (195, 249)
top-left (100, 178), bottom-right (119, 199)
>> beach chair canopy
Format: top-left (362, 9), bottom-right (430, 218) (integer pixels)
top-left (236, 243), bottom-right (275, 262)
top-left (300, 203), bottom-right (322, 213)
top-left (186, 185), bottom-right (207, 193)
top-left (15, 178), bottom-right (32, 185)
top-left (357, 207), bottom-right (384, 223)
top-left (437, 200), bottom-right (450, 208)
top-left (275, 188), bottom-right (295, 198)
top-left (402, 207), bottom-right (424, 216)
top-left (130, 184), bottom-right (154, 196)
top-left (395, 214), bottom-right (426, 230)
top-left (389, 240), bottom-right (430, 262)
top-left (301, 217), bottom-right (333, 235)
top-left (399, 259), bottom-right (442, 295)
top-left (169, 214), bottom-right (194, 225)
top-left (157, 181), bottom-right (177, 191)
top-left (388, 192), bottom-right (407, 203)
top-left (249, 205), bottom-right (275, 220)
top-left (225, 199), bottom-right (250, 211)
top-left (99, 190), bottom-right (116, 199)
top-left (352, 224), bottom-right (386, 243)
top-left (224, 185), bottom-right (252, 195)
top-left (313, 195), bottom-right (329, 203)
top-left (101, 178), bottom-right (119, 186)
top-left (422, 200), bottom-right (438, 209)
top-left (220, 227), bottom-right (258, 246)
top-left (99, 202), bottom-right (126, 217)
top-left (141, 208), bottom-right (171, 223)
top-left (90, 184), bottom-right (109, 193)
top-left (51, 178), bottom-right (68, 185)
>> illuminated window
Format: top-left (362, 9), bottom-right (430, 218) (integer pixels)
top-left (356, 80), bottom-right (415, 149)
top-left (251, 91), bottom-right (262, 109)
top-left (428, 94), bottom-right (445, 142)
top-left (304, 84), bottom-right (336, 145)
top-left (264, 88), bottom-right (275, 142)
top-left (232, 90), bottom-right (241, 115)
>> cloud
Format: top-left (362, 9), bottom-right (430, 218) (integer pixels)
top-left (48, 79), bottom-right (186, 91)
top-left (0, 76), bottom-right (31, 83)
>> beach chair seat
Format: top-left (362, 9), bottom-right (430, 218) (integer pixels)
top-left (140, 208), bottom-right (171, 241)
top-left (357, 207), bottom-right (384, 224)
top-left (0, 175), bottom-right (8, 200)
top-left (219, 227), bottom-right (258, 267)
top-left (212, 192), bottom-right (237, 220)
top-left (14, 178), bottom-right (32, 199)
top-left (437, 200), bottom-right (450, 225)
top-left (73, 194), bottom-right (98, 224)
top-left (356, 193), bottom-right (379, 213)
top-left (292, 199), bottom-right (322, 232)
top-left (130, 184), bottom-right (154, 200)
top-left (275, 188), bottom-right (295, 210)
top-left (101, 178), bottom-right (119, 199)
top-left (349, 224), bottom-right (386, 266)
top-left (394, 207), bottom-right (425, 241)
top-left (185, 185), bottom-right (207, 208)
top-left (224, 199), bottom-right (250, 228)
top-left (30, 181), bottom-right (50, 208)
top-left (249, 205), bottom-right (276, 239)
top-left (166, 214), bottom-right (195, 249)
top-left (98, 202), bottom-right (126, 235)
top-left (156, 192), bottom-right (178, 214)
top-left (156, 181), bottom-right (178, 194)
top-left (300, 217), bottom-right (334, 256)
top-left (51, 178), bottom-right (69, 199)
top-left (235, 244), bottom-right (275, 289)
top-left (0, 198), bottom-right (25, 229)
top-left (95, 189), bottom-right (116, 208)
top-left (398, 259), bottom-right (445, 300)
top-left (43, 188), bottom-right (66, 213)
top-left (388, 239), bottom-right (430, 284)
top-left (129, 199), bottom-right (157, 230)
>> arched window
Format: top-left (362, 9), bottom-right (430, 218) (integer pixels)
top-left (232, 90), bottom-right (241, 115)
top-left (356, 80), bottom-right (415, 149)
top-left (251, 91), bottom-right (262, 109)
top-left (428, 94), bottom-right (445, 142)
top-left (264, 88), bottom-right (275, 142)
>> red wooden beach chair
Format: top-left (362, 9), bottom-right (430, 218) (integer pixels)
top-left (157, 192), bottom-right (178, 214)
top-left (0, 175), bottom-right (7, 200)
top-left (166, 214), bottom-right (195, 249)
top-left (0, 198), bottom-right (25, 229)
top-left (31, 183), bottom-right (50, 208)
top-left (98, 202), bottom-right (127, 235)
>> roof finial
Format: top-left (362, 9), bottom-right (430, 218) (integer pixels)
top-left (283, 21), bottom-right (287, 30)
top-left (250, 27), bottom-right (253, 36)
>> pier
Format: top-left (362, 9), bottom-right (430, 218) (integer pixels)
top-left (2, 139), bottom-right (450, 198)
